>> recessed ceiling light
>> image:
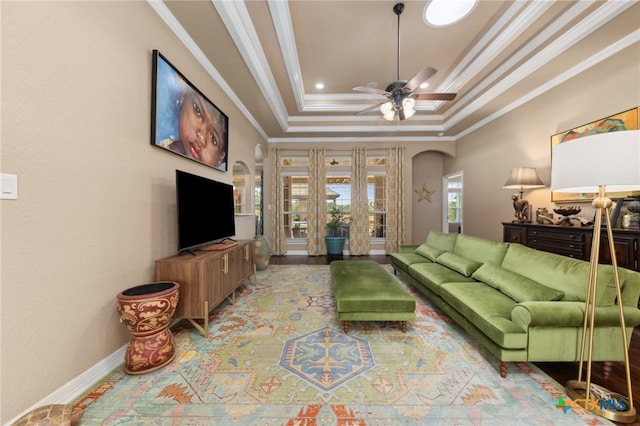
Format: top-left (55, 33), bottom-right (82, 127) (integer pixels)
top-left (419, 82), bottom-right (429, 89)
top-left (424, 0), bottom-right (477, 27)
top-left (315, 82), bottom-right (324, 90)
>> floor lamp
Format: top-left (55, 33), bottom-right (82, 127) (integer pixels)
top-left (551, 129), bottom-right (640, 423)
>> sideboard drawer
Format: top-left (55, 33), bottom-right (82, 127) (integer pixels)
top-left (527, 239), bottom-right (584, 258)
top-left (528, 228), bottom-right (584, 243)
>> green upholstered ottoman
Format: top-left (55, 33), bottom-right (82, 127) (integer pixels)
top-left (330, 260), bottom-right (416, 333)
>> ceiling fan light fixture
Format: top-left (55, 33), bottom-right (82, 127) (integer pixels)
top-left (380, 101), bottom-right (395, 121)
top-left (424, 0), bottom-right (477, 27)
top-left (402, 97), bottom-right (416, 110)
top-left (380, 101), bottom-right (393, 114)
top-left (402, 97), bottom-right (416, 119)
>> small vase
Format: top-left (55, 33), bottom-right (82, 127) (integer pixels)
top-left (116, 281), bottom-right (180, 374)
top-left (254, 235), bottom-right (271, 271)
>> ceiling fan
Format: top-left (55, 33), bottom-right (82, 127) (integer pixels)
top-left (353, 2), bottom-right (457, 121)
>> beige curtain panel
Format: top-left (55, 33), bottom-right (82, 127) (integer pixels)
top-left (349, 147), bottom-right (370, 255)
top-left (270, 148), bottom-right (287, 255)
top-left (385, 147), bottom-right (405, 254)
top-left (307, 148), bottom-right (327, 255)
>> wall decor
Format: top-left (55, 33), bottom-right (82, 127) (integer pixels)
top-left (414, 183), bottom-right (436, 203)
top-left (551, 106), bottom-right (639, 202)
top-left (151, 50), bottom-right (229, 172)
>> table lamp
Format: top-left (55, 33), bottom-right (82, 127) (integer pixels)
top-left (551, 129), bottom-right (640, 423)
top-left (503, 167), bottom-right (544, 222)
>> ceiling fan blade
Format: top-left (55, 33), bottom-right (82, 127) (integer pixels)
top-left (403, 67), bottom-right (437, 92)
top-left (355, 102), bottom-right (385, 115)
top-left (353, 86), bottom-right (389, 96)
top-left (415, 93), bottom-right (457, 101)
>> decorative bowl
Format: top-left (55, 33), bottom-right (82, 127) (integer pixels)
top-left (553, 207), bottom-right (582, 217)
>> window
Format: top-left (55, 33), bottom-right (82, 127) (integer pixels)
top-left (283, 175), bottom-right (309, 239)
top-left (326, 175), bottom-right (351, 237)
top-left (279, 151), bottom-right (387, 242)
top-left (448, 181), bottom-right (462, 223)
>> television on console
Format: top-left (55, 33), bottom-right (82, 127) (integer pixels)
top-left (176, 169), bottom-right (235, 254)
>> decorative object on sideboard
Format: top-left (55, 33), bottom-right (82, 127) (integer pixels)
top-left (552, 129), bottom-right (640, 423)
top-left (535, 207), bottom-right (552, 224)
top-left (553, 206), bottom-right (582, 226)
top-left (627, 198), bottom-right (640, 229)
top-left (116, 281), bottom-right (180, 375)
top-left (503, 167), bottom-right (545, 223)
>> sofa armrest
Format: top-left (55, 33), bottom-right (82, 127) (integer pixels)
top-left (512, 301), bottom-right (640, 329)
top-left (512, 302), bottom-right (584, 328)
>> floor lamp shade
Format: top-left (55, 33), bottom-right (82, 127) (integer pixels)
top-left (550, 129), bottom-right (640, 423)
top-left (551, 130), bottom-right (640, 193)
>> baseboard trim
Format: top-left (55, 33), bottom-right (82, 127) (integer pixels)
top-left (5, 344), bottom-right (126, 426)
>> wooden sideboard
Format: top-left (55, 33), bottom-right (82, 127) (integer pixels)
top-left (503, 222), bottom-right (640, 272)
top-left (155, 240), bottom-right (255, 336)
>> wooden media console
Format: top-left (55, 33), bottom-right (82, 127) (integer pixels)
top-left (155, 239), bottom-right (255, 336)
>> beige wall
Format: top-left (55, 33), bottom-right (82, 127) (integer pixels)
top-left (444, 45), bottom-right (640, 242)
top-left (411, 151), bottom-right (446, 244)
top-left (1, 1), bottom-right (638, 423)
top-left (1, 2), bottom-right (262, 422)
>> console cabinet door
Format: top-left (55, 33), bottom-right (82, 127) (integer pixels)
top-left (503, 224), bottom-right (526, 244)
top-left (586, 234), bottom-right (638, 271)
top-left (155, 240), bottom-right (254, 326)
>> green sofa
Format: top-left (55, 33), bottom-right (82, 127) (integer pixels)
top-left (391, 231), bottom-right (640, 378)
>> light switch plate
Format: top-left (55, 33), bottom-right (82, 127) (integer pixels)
top-left (1, 173), bottom-right (18, 199)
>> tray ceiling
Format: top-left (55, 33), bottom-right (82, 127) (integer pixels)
top-left (151, 1), bottom-right (640, 144)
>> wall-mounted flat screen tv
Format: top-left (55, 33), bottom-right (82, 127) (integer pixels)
top-left (176, 169), bottom-right (235, 254)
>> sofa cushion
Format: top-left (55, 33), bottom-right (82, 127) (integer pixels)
top-left (440, 282), bottom-right (527, 349)
top-left (408, 262), bottom-right (476, 295)
top-left (425, 231), bottom-right (458, 252)
top-left (472, 263), bottom-right (564, 302)
top-left (391, 252), bottom-right (432, 273)
top-left (436, 252), bottom-right (482, 277)
top-left (415, 243), bottom-right (444, 261)
top-left (501, 244), bottom-right (619, 305)
top-left (453, 234), bottom-right (509, 265)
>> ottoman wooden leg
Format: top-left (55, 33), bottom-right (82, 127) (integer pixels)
top-left (343, 321), bottom-right (349, 333)
top-left (401, 321), bottom-right (407, 333)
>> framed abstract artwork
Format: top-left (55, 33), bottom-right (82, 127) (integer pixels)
top-left (151, 50), bottom-right (229, 172)
top-left (551, 107), bottom-right (639, 202)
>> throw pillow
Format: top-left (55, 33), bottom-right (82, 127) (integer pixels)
top-left (415, 244), bottom-right (444, 261)
top-left (435, 252), bottom-right (482, 277)
top-left (472, 263), bottom-right (564, 302)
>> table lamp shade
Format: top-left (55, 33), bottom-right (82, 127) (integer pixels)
top-left (551, 130), bottom-right (640, 193)
top-left (503, 167), bottom-right (544, 189)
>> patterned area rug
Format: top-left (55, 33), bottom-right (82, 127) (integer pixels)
top-left (74, 264), bottom-right (613, 425)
